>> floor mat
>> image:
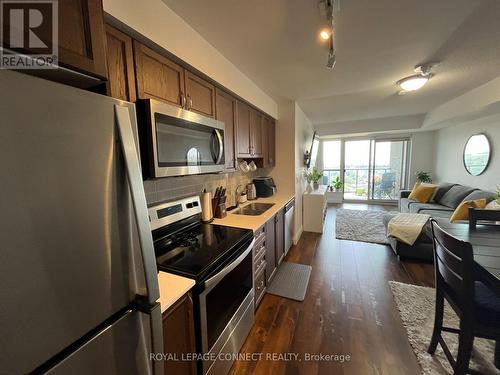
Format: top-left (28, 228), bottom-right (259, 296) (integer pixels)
top-left (267, 262), bottom-right (312, 301)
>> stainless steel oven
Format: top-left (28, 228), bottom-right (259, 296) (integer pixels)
top-left (199, 238), bottom-right (255, 375)
top-left (137, 99), bottom-right (225, 178)
top-left (151, 195), bottom-right (255, 375)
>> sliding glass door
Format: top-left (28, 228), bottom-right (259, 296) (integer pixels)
top-left (344, 140), bottom-right (371, 200)
top-left (321, 137), bottom-right (410, 202)
top-left (370, 140), bottom-right (409, 200)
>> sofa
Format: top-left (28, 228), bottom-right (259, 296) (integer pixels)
top-left (383, 183), bottom-right (495, 261)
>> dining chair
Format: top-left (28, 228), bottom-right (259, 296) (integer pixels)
top-left (428, 219), bottom-right (500, 375)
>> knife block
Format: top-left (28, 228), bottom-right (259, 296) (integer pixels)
top-left (212, 196), bottom-right (227, 219)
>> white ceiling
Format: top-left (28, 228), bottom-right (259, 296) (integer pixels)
top-left (163, 0), bottom-right (500, 133)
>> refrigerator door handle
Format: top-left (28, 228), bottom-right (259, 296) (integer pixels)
top-left (115, 105), bottom-right (160, 304)
top-left (149, 303), bottom-right (165, 375)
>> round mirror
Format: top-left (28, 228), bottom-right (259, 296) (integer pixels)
top-left (463, 134), bottom-right (491, 175)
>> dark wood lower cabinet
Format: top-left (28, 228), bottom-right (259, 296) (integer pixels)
top-left (254, 208), bottom-right (286, 310)
top-left (162, 292), bottom-right (196, 375)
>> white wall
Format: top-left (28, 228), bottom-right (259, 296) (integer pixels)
top-left (433, 114), bottom-right (500, 191)
top-left (270, 101), bottom-right (313, 244)
top-left (103, 0), bottom-right (278, 118)
top-left (294, 104), bottom-right (314, 242)
top-left (408, 131), bottom-right (436, 186)
top-left (272, 101), bottom-right (295, 197)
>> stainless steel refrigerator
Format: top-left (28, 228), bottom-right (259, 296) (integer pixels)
top-left (0, 71), bottom-right (163, 375)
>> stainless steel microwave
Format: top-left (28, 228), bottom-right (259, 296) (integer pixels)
top-left (137, 99), bottom-right (225, 178)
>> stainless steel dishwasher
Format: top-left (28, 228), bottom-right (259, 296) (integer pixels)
top-left (284, 198), bottom-right (295, 255)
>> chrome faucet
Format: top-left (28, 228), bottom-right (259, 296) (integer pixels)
top-left (235, 184), bottom-right (244, 208)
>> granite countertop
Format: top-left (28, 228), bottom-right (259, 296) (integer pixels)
top-left (212, 193), bottom-right (295, 232)
top-left (157, 271), bottom-right (195, 313)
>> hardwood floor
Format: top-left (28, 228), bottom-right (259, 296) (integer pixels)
top-left (229, 203), bottom-right (435, 375)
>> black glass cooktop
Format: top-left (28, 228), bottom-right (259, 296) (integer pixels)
top-left (153, 216), bottom-right (253, 283)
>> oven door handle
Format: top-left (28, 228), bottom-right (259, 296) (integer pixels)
top-left (204, 238), bottom-right (255, 290)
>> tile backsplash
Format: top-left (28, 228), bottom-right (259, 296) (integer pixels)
top-left (144, 169), bottom-right (270, 207)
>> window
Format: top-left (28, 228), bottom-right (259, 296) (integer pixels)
top-left (319, 138), bottom-right (410, 201)
top-left (322, 140), bottom-right (341, 186)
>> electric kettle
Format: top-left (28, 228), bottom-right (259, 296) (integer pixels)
top-left (247, 183), bottom-right (257, 200)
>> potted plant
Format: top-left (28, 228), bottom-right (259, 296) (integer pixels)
top-left (332, 176), bottom-right (343, 192)
top-left (415, 171), bottom-right (432, 184)
top-left (327, 176), bottom-right (344, 203)
top-left (489, 186), bottom-right (500, 210)
top-left (304, 168), bottom-right (323, 190)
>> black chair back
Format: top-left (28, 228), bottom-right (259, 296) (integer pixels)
top-left (430, 219), bottom-right (475, 314)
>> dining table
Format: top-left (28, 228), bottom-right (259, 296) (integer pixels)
top-left (433, 218), bottom-right (500, 369)
top-left (433, 218), bottom-right (500, 293)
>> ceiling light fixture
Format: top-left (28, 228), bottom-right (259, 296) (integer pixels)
top-left (318, 0), bottom-right (340, 69)
top-left (319, 29), bottom-right (331, 40)
top-left (397, 75), bottom-right (430, 91)
top-left (397, 63), bottom-right (437, 93)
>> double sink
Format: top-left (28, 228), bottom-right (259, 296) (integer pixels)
top-left (228, 202), bottom-right (275, 216)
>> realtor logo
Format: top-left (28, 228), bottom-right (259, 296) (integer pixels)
top-left (0, 0), bottom-right (58, 69)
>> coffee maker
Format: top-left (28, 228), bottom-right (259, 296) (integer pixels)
top-left (253, 177), bottom-right (277, 198)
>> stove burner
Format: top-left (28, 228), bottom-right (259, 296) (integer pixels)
top-left (152, 215), bottom-right (254, 282)
top-left (171, 231), bottom-right (200, 248)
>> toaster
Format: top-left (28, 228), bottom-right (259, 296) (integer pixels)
top-left (253, 177), bottom-right (277, 198)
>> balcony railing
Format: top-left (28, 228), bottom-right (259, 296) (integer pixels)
top-left (323, 167), bottom-right (401, 200)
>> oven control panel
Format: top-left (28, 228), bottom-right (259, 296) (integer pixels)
top-left (148, 196), bottom-right (201, 230)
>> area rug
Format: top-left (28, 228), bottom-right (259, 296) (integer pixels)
top-left (335, 208), bottom-right (390, 244)
top-left (267, 262), bottom-right (312, 301)
top-left (389, 281), bottom-right (499, 375)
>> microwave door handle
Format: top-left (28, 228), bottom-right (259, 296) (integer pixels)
top-left (213, 129), bottom-right (224, 165)
top-left (115, 105), bottom-right (160, 305)
top-left (204, 238), bottom-right (255, 291)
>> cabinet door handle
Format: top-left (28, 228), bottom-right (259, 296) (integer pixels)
top-left (257, 280), bottom-right (264, 290)
top-left (181, 92), bottom-right (187, 108)
top-left (189, 95), bottom-right (193, 110)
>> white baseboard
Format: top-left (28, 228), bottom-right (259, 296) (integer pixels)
top-left (293, 226), bottom-right (303, 245)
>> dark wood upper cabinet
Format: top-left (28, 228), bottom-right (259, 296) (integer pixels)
top-left (250, 109), bottom-right (263, 157)
top-left (267, 118), bottom-right (276, 167)
top-left (162, 292), bottom-right (196, 375)
top-left (58, 0), bottom-right (107, 78)
top-left (104, 25), bottom-right (136, 102)
top-left (2, 0), bottom-right (107, 79)
top-left (185, 70), bottom-right (216, 117)
top-left (235, 101), bottom-right (274, 160)
top-left (134, 41), bottom-right (185, 107)
top-left (215, 89), bottom-right (237, 170)
top-left (236, 101), bottom-right (252, 158)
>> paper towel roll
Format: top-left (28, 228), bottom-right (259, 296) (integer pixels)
top-left (201, 191), bottom-right (213, 222)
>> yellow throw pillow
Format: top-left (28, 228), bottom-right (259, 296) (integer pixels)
top-left (449, 199), bottom-right (487, 223)
top-left (408, 183), bottom-right (438, 203)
